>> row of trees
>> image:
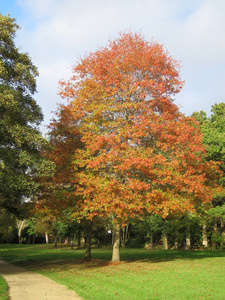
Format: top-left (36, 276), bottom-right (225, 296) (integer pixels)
top-left (1, 206), bottom-right (225, 253)
top-left (1, 14), bottom-right (225, 261)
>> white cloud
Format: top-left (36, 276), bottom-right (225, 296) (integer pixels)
top-left (179, 0), bottom-right (225, 64)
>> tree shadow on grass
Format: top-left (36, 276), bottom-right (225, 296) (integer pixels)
top-left (12, 249), bottom-right (225, 273)
top-left (120, 249), bottom-right (225, 263)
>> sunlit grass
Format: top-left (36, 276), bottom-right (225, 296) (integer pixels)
top-left (0, 244), bottom-right (225, 299)
top-left (0, 275), bottom-right (9, 300)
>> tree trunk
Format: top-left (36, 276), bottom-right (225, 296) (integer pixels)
top-left (97, 235), bottom-right (101, 247)
top-left (77, 229), bottom-right (81, 249)
top-left (81, 232), bottom-right (85, 247)
top-left (112, 223), bottom-right (120, 262)
top-left (112, 228), bottom-right (114, 246)
top-left (185, 235), bottom-right (191, 250)
top-left (121, 225), bottom-right (129, 246)
top-left (126, 225), bottom-right (130, 243)
top-left (16, 220), bottom-right (26, 244)
top-left (71, 239), bottom-right (74, 250)
top-left (163, 232), bottom-right (168, 250)
top-left (202, 224), bottom-right (208, 247)
top-left (212, 223), bottom-right (217, 251)
top-left (54, 235), bottom-right (58, 248)
top-left (174, 239), bottom-right (178, 250)
top-left (174, 232), bottom-right (178, 250)
top-left (70, 234), bottom-right (74, 249)
top-left (45, 233), bottom-right (49, 244)
top-left (85, 221), bottom-right (92, 259)
top-left (121, 226), bottom-right (125, 247)
top-left (221, 221), bottom-right (225, 248)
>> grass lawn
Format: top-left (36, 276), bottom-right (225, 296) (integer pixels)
top-left (0, 244), bottom-right (224, 300)
top-left (0, 275), bottom-right (9, 300)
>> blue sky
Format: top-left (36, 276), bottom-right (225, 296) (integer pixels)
top-left (1, 0), bottom-right (225, 134)
top-left (1, 0), bottom-right (18, 15)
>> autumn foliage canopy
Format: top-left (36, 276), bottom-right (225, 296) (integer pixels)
top-left (47, 32), bottom-right (221, 224)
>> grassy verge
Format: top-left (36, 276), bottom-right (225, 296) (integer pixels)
top-left (0, 244), bottom-right (225, 299)
top-left (0, 275), bottom-right (9, 300)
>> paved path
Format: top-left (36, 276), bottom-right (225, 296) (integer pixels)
top-left (0, 260), bottom-right (83, 300)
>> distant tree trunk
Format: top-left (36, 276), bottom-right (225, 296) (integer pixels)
top-left (212, 223), bottom-right (217, 251)
top-left (18, 221), bottom-right (23, 244)
top-left (16, 220), bottom-right (26, 244)
top-left (149, 233), bottom-right (154, 250)
top-left (81, 232), bottom-right (85, 247)
top-left (202, 224), bottom-right (208, 247)
top-left (126, 225), bottom-right (130, 243)
top-left (97, 236), bottom-right (101, 247)
top-left (112, 228), bottom-right (114, 247)
top-left (185, 237), bottom-right (191, 250)
top-left (71, 236), bottom-right (74, 250)
top-left (174, 239), bottom-right (178, 250)
top-left (85, 221), bottom-right (92, 259)
top-left (121, 227), bottom-right (124, 247)
top-left (54, 235), bottom-right (58, 248)
top-left (32, 234), bottom-right (35, 244)
top-left (112, 223), bottom-right (120, 262)
top-left (174, 232), bottom-right (178, 250)
top-left (163, 232), bottom-right (168, 250)
top-left (145, 233), bottom-right (154, 250)
top-left (77, 229), bottom-right (81, 249)
top-left (221, 221), bottom-right (225, 248)
top-left (121, 225), bottom-right (130, 246)
top-left (45, 233), bottom-right (49, 244)
top-left (185, 230), bottom-right (191, 250)
top-left (121, 226), bottom-right (126, 247)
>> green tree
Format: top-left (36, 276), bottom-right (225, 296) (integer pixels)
top-left (193, 103), bottom-right (225, 249)
top-left (193, 103), bottom-right (225, 183)
top-left (0, 208), bottom-right (17, 243)
top-left (143, 215), bottom-right (163, 250)
top-left (0, 14), bottom-right (45, 215)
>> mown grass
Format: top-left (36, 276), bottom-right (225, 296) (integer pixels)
top-left (0, 244), bottom-right (225, 299)
top-left (0, 275), bottom-right (9, 300)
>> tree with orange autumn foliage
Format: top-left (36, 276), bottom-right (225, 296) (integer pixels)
top-left (37, 103), bottom-right (83, 220)
top-left (53, 32), bottom-right (221, 261)
top-left (38, 103), bottom-right (95, 257)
